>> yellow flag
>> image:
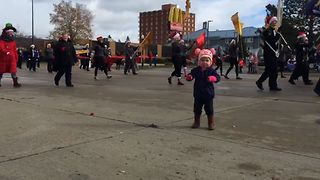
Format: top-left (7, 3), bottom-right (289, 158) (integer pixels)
top-left (239, 23), bottom-right (244, 36)
top-left (185, 0), bottom-right (191, 20)
top-left (140, 32), bottom-right (153, 47)
top-left (231, 12), bottom-right (243, 36)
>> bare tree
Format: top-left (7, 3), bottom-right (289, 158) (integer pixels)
top-left (49, 0), bottom-right (93, 43)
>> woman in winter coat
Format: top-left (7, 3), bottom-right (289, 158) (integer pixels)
top-left (0, 23), bottom-right (21, 87)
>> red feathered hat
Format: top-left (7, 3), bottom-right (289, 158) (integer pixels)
top-left (169, 31), bottom-right (181, 41)
top-left (266, 16), bottom-right (278, 25)
top-left (297, 32), bottom-right (307, 39)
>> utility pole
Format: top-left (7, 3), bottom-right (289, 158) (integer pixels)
top-left (206, 20), bottom-right (213, 48)
top-left (32, 0), bottom-right (34, 44)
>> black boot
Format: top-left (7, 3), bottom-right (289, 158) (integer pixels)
top-left (256, 81), bottom-right (263, 90)
top-left (177, 79), bottom-right (184, 85)
top-left (270, 87), bottom-right (282, 91)
top-left (54, 77), bottom-right (59, 86)
top-left (167, 76), bottom-right (172, 84)
top-left (12, 77), bottom-right (21, 88)
top-left (288, 79), bottom-right (296, 85)
top-left (304, 80), bottom-right (313, 85)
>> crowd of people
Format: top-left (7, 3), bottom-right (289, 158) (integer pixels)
top-left (0, 20), bottom-right (319, 130)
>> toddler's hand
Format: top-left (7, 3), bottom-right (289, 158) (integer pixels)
top-left (186, 74), bottom-right (193, 81)
top-left (6, 52), bottom-right (10, 55)
top-left (208, 76), bottom-right (217, 83)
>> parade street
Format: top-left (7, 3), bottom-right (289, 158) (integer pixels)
top-left (0, 67), bottom-right (319, 180)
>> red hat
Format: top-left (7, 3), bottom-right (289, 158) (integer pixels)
top-left (297, 32), bottom-right (307, 39)
top-left (267, 16), bottom-right (278, 25)
top-left (97, 36), bottom-right (103, 40)
top-left (169, 31), bottom-right (181, 41)
top-left (172, 32), bottom-right (181, 41)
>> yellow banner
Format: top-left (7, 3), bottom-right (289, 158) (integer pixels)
top-left (185, 0), bottom-right (191, 20)
top-left (231, 12), bottom-right (243, 36)
top-left (140, 32), bottom-right (153, 47)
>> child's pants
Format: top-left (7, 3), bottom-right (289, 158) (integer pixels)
top-left (194, 97), bottom-right (214, 116)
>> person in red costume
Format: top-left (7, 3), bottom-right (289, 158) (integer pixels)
top-left (186, 48), bottom-right (220, 130)
top-left (0, 23), bottom-right (21, 87)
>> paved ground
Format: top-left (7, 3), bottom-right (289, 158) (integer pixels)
top-left (0, 64), bottom-right (319, 180)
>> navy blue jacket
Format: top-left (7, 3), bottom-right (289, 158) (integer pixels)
top-left (189, 67), bottom-right (220, 99)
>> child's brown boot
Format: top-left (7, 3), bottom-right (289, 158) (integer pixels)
top-left (207, 115), bottom-right (215, 130)
top-left (191, 114), bottom-right (201, 128)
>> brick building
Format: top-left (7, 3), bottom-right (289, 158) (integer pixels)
top-left (139, 4), bottom-right (195, 45)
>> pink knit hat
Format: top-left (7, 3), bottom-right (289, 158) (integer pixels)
top-left (195, 48), bottom-right (216, 65)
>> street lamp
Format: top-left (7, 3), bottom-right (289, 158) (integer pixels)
top-left (31, 0), bottom-right (34, 44)
top-left (206, 20), bottom-right (213, 48)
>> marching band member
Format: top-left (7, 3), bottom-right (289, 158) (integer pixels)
top-left (256, 16), bottom-right (282, 91)
top-left (288, 32), bottom-right (313, 85)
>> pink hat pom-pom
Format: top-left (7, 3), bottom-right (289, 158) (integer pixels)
top-left (210, 48), bottom-right (216, 55)
top-left (194, 48), bottom-right (201, 56)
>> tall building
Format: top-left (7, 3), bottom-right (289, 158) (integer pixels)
top-left (139, 4), bottom-right (195, 45)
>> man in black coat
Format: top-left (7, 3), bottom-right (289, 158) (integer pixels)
top-left (93, 36), bottom-right (112, 79)
top-left (288, 32), bottom-right (313, 85)
top-left (256, 16), bottom-right (282, 91)
top-left (124, 40), bottom-right (137, 75)
top-left (53, 33), bottom-right (77, 87)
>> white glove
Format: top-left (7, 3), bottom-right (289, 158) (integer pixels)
top-left (6, 52), bottom-right (10, 55)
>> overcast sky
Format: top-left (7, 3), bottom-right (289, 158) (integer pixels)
top-left (0, 0), bottom-right (277, 42)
